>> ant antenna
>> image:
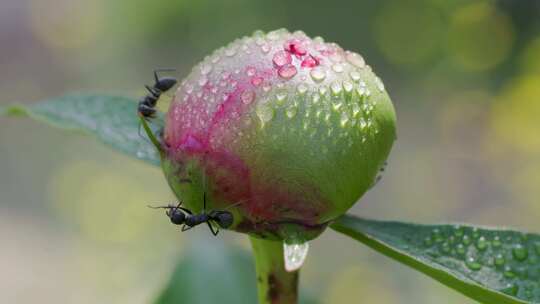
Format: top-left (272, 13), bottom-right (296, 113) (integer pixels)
top-left (147, 205), bottom-right (170, 209)
top-left (223, 199), bottom-right (248, 211)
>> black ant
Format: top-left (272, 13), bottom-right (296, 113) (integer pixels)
top-left (137, 69), bottom-right (177, 120)
top-left (148, 192), bottom-right (235, 236)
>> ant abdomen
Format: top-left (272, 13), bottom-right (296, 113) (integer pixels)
top-left (154, 77), bottom-right (177, 92)
top-left (213, 211), bottom-right (233, 228)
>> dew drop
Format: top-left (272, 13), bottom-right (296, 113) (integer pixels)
top-left (472, 228), bottom-right (480, 239)
top-left (359, 118), bottom-right (367, 129)
top-left (500, 283), bottom-right (519, 296)
top-left (194, 77), bottom-right (207, 88)
top-left (225, 47), bottom-right (237, 57)
top-left (346, 52), bottom-right (365, 68)
top-left (330, 82), bottom-right (342, 95)
top-left (301, 55), bottom-right (319, 68)
top-left (375, 77), bottom-right (385, 92)
top-left (286, 105), bottom-right (297, 118)
top-left (495, 253), bottom-right (505, 266)
top-left (504, 266), bottom-right (516, 278)
top-left (456, 244), bottom-right (466, 255)
top-left (312, 94), bottom-right (321, 104)
top-left (476, 236), bottom-right (488, 251)
top-left (261, 44), bottom-right (270, 53)
top-left (297, 84), bottom-right (308, 95)
top-left (356, 86), bottom-right (366, 97)
top-left (246, 67), bottom-right (257, 77)
top-left (463, 235), bottom-right (471, 245)
top-left (273, 50), bottom-right (292, 67)
top-left (276, 91), bottom-right (287, 103)
top-left (329, 53), bottom-right (343, 62)
top-left (278, 64), bottom-right (297, 79)
top-left (352, 103), bottom-right (361, 117)
top-left (200, 63), bottom-right (212, 75)
top-left (512, 244), bottom-right (528, 261)
top-left (256, 103), bottom-right (274, 125)
top-left (432, 229), bottom-right (443, 242)
top-left (267, 30), bottom-right (280, 41)
top-left (241, 91), bottom-right (255, 105)
top-left (332, 101), bottom-right (343, 111)
top-left (466, 257), bottom-right (482, 271)
top-left (535, 242), bottom-right (540, 255)
top-left (492, 236), bottom-right (502, 247)
top-left (454, 225), bottom-right (464, 237)
top-left (340, 112), bottom-right (349, 127)
top-left (441, 242), bottom-right (451, 253)
top-left (310, 67), bottom-right (326, 82)
top-left (349, 70), bottom-right (361, 82)
top-left (318, 86), bottom-right (328, 97)
top-left (251, 76), bottom-right (263, 87)
top-left (332, 63), bottom-right (344, 73)
top-left (343, 81), bottom-right (353, 94)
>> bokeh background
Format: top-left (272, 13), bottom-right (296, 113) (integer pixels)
top-left (1, 0), bottom-right (540, 303)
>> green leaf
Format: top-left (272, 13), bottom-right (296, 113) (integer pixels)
top-left (331, 215), bottom-right (540, 304)
top-left (154, 240), bottom-right (319, 304)
top-left (1, 94), bottom-right (162, 166)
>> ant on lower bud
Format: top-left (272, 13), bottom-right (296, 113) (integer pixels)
top-left (148, 192), bottom-right (235, 236)
top-left (137, 69), bottom-right (177, 120)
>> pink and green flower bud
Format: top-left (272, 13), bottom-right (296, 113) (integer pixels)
top-left (161, 29), bottom-right (396, 241)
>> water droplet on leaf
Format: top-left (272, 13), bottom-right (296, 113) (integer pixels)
top-left (513, 244), bottom-right (528, 261)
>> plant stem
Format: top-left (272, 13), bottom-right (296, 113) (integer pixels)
top-left (250, 236), bottom-right (299, 304)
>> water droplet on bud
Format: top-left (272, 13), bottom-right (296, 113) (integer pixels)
top-left (278, 64), bottom-right (297, 79)
top-left (241, 91), bottom-right (255, 105)
top-left (273, 50), bottom-right (292, 67)
top-left (346, 52), bottom-right (365, 68)
top-left (310, 67), bottom-right (326, 82)
top-left (284, 241), bottom-right (309, 272)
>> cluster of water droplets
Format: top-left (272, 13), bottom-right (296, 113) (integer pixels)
top-left (418, 225), bottom-right (540, 300)
top-left (168, 29), bottom-right (388, 154)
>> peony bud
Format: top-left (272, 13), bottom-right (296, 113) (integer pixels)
top-left (160, 29), bottom-right (396, 242)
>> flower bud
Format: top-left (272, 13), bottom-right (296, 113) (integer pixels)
top-left (161, 29), bottom-right (396, 241)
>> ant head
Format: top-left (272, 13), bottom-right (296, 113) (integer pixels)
top-left (155, 77), bottom-right (177, 92)
top-left (166, 207), bottom-right (185, 225)
top-left (215, 211), bottom-right (233, 228)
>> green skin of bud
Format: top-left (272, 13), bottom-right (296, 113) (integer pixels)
top-left (159, 29), bottom-right (396, 242)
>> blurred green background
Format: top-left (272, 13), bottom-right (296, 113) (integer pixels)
top-left (1, 0), bottom-right (540, 303)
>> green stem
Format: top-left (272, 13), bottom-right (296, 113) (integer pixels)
top-left (250, 236), bottom-right (299, 304)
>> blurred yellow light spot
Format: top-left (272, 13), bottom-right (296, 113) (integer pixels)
top-left (374, 1), bottom-right (443, 67)
top-left (49, 160), bottom-right (169, 243)
top-left (488, 76), bottom-right (540, 155)
top-left (448, 3), bottom-right (514, 72)
top-left (27, 0), bottom-right (103, 51)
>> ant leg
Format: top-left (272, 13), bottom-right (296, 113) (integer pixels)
top-left (207, 222), bottom-right (219, 236)
top-left (181, 224), bottom-right (194, 232)
top-left (145, 85), bottom-right (161, 99)
top-left (203, 191), bottom-right (207, 213)
top-left (177, 207), bottom-right (193, 215)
